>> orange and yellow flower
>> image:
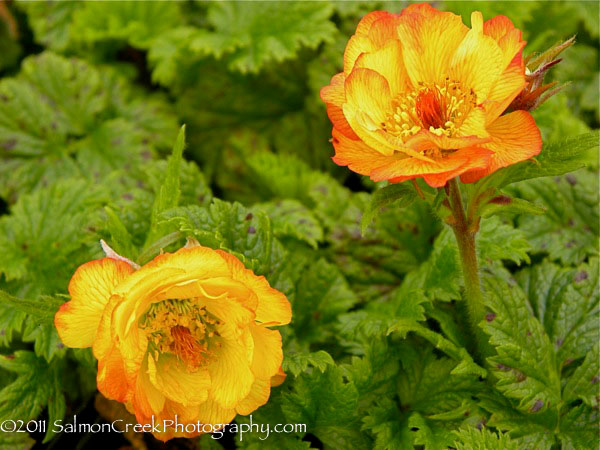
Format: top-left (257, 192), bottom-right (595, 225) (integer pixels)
top-left (55, 244), bottom-right (291, 441)
top-left (321, 4), bottom-right (543, 187)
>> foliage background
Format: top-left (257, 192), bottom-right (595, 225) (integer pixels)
top-left (0, 1), bottom-right (598, 449)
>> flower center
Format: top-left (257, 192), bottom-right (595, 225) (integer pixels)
top-left (383, 79), bottom-right (477, 140)
top-left (139, 299), bottom-right (222, 370)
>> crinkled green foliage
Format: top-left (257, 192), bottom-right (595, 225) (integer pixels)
top-left (0, 1), bottom-right (598, 448)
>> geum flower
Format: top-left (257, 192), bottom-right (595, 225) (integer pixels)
top-left (55, 245), bottom-right (291, 441)
top-left (321, 4), bottom-right (543, 187)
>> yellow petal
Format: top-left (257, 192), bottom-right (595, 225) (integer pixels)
top-left (132, 355), bottom-right (166, 424)
top-left (215, 250), bottom-right (291, 326)
top-left (236, 377), bottom-right (271, 415)
top-left (207, 331), bottom-right (254, 409)
top-left (249, 323), bottom-right (283, 379)
top-left (353, 39), bottom-right (411, 97)
top-left (397, 9), bottom-right (468, 87)
top-left (449, 12), bottom-right (505, 103)
top-left (147, 354), bottom-right (211, 407)
top-left (55, 258), bottom-right (134, 348)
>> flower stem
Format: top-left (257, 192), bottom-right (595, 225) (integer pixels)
top-left (446, 179), bottom-right (490, 360)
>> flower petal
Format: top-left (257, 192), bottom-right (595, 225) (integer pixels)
top-left (236, 377), bottom-right (271, 415)
top-left (331, 127), bottom-right (392, 176)
top-left (321, 73), bottom-right (359, 140)
top-left (132, 355), bottom-right (166, 424)
top-left (372, 146), bottom-right (491, 188)
top-left (249, 323), bottom-right (283, 379)
top-left (460, 110), bottom-right (542, 183)
top-left (397, 8), bottom-right (468, 87)
top-left (55, 258), bottom-right (134, 348)
top-left (215, 250), bottom-right (291, 326)
top-left (207, 330), bottom-right (254, 409)
top-left (147, 354), bottom-right (211, 407)
top-left (97, 344), bottom-right (130, 403)
top-left (449, 12), bottom-right (505, 103)
top-left (353, 39), bottom-right (411, 97)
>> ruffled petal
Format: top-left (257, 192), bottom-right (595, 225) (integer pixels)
top-left (249, 323), bottom-right (283, 379)
top-left (132, 355), bottom-right (166, 424)
top-left (236, 377), bottom-right (271, 415)
top-left (331, 127), bottom-right (392, 176)
top-left (397, 8), bottom-right (468, 87)
top-left (449, 12), bottom-right (505, 103)
top-left (461, 110), bottom-right (542, 183)
top-left (321, 73), bottom-right (359, 140)
top-left (97, 344), bottom-right (130, 403)
top-left (215, 250), bottom-right (291, 326)
top-left (206, 331), bottom-right (254, 409)
top-left (372, 146), bottom-right (492, 188)
top-left (55, 258), bottom-right (134, 348)
top-left (147, 354), bottom-right (211, 407)
top-left (353, 39), bottom-right (411, 97)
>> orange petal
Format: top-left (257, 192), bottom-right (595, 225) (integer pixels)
top-left (484, 59), bottom-right (526, 124)
top-left (331, 127), bottom-right (392, 176)
top-left (270, 365), bottom-right (287, 387)
top-left (371, 146), bottom-right (491, 188)
top-left (236, 377), bottom-right (271, 415)
top-left (461, 110), bottom-right (542, 183)
top-left (249, 323), bottom-right (283, 379)
top-left (449, 12), bottom-right (504, 103)
top-left (97, 344), bottom-right (130, 403)
top-left (344, 68), bottom-right (392, 125)
top-left (484, 16), bottom-right (525, 70)
top-left (215, 250), bottom-right (291, 326)
top-left (353, 39), bottom-right (411, 97)
top-left (343, 35), bottom-right (374, 75)
top-left (321, 73), bottom-right (359, 140)
top-left (355, 11), bottom-right (391, 36)
top-left (397, 8), bottom-right (468, 88)
top-left (55, 258), bottom-right (134, 348)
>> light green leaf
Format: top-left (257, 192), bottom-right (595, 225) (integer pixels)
top-left (194, 1), bottom-right (336, 73)
top-left (409, 412), bottom-right (457, 450)
top-left (283, 351), bottom-right (335, 377)
top-left (145, 125), bottom-right (186, 247)
top-left (252, 199), bottom-right (323, 248)
top-left (0, 351), bottom-right (65, 443)
top-left (362, 399), bottom-right (412, 450)
top-left (557, 405), bottom-right (599, 450)
top-left (562, 343), bottom-right (599, 408)
top-left (482, 268), bottom-right (561, 414)
top-left (452, 426), bottom-right (518, 450)
top-left (508, 170), bottom-right (599, 265)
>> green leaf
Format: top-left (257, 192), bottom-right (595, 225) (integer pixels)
top-left (452, 426), bottom-right (518, 450)
top-left (508, 170), bottom-right (599, 265)
top-left (0, 431), bottom-right (35, 450)
top-left (293, 258), bottom-right (359, 342)
top-left (252, 199), bottom-right (323, 248)
top-left (557, 405), bottom-right (599, 449)
top-left (282, 366), bottom-right (368, 449)
top-left (479, 131), bottom-right (598, 189)
top-left (0, 291), bottom-right (65, 362)
top-left (16, 1), bottom-right (79, 52)
top-left (283, 351), bottom-right (335, 377)
top-left (194, 1), bottom-right (336, 73)
top-left (0, 178), bottom-right (107, 296)
top-left (144, 125), bottom-right (186, 247)
top-left (516, 258), bottom-right (599, 365)
top-left (361, 184), bottom-right (417, 235)
top-left (562, 343), bottom-right (599, 408)
top-left (71, 1), bottom-right (182, 49)
top-left (482, 268), bottom-right (561, 414)
top-left (362, 399), bottom-right (413, 450)
top-left (397, 346), bottom-right (485, 416)
top-left (0, 51), bottom-right (177, 200)
top-left (409, 412), bottom-right (458, 450)
top-left (0, 351), bottom-right (65, 443)
top-left (479, 195), bottom-right (546, 218)
top-left (161, 199), bottom-right (277, 276)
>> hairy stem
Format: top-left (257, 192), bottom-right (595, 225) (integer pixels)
top-left (447, 179), bottom-right (490, 360)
